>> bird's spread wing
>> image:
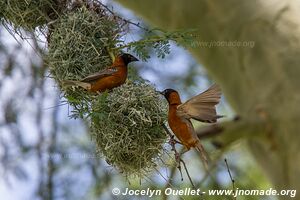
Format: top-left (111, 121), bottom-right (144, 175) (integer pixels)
top-left (81, 67), bottom-right (118, 83)
top-left (177, 84), bottom-right (222, 123)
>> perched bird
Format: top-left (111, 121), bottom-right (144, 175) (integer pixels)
top-left (62, 53), bottom-right (138, 92)
top-left (160, 84), bottom-right (222, 167)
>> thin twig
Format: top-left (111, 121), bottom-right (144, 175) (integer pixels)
top-left (180, 159), bottom-right (196, 189)
top-left (44, 102), bottom-right (68, 110)
top-left (225, 158), bottom-right (236, 200)
top-left (98, 1), bottom-right (150, 32)
top-left (112, 37), bottom-right (166, 50)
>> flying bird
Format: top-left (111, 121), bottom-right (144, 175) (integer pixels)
top-left (161, 84), bottom-right (222, 167)
top-left (62, 53), bottom-right (138, 92)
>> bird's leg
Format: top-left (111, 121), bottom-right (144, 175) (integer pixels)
top-left (174, 139), bottom-right (183, 145)
top-left (169, 138), bottom-right (186, 182)
top-left (168, 135), bottom-right (180, 146)
top-left (179, 147), bottom-right (190, 157)
top-left (167, 135), bottom-right (181, 167)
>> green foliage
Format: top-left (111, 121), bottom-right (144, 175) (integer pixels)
top-left (90, 81), bottom-right (167, 176)
top-left (1, 0), bottom-right (66, 30)
top-left (115, 29), bottom-right (198, 61)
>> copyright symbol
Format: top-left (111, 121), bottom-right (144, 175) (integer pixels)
top-left (112, 188), bottom-right (120, 195)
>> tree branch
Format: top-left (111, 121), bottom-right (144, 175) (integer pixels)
top-left (197, 118), bottom-right (266, 147)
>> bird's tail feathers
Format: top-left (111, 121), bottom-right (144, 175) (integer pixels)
top-left (61, 80), bottom-right (91, 90)
top-left (195, 141), bottom-right (209, 170)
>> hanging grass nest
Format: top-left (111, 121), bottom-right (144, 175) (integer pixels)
top-left (46, 5), bottom-right (122, 110)
top-left (0, 2), bottom-right (4, 18)
top-left (1, 0), bottom-right (67, 30)
top-left (45, 3), bottom-right (169, 176)
top-left (90, 81), bottom-right (168, 176)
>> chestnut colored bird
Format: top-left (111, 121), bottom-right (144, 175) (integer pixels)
top-left (62, 53), bottom-right (138, 92)
top-left (161, 84), bottom-right (222, 167)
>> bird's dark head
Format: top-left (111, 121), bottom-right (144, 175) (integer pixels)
top-left (120, 53), bottom-right (139, 66)
top-left (160, 89), bottom-right (181, 104)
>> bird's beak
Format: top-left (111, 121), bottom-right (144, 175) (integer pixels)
top-left (131, 56), bottom-right (139, 62)
top-left (158, 91), bottom-right (165, 96)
